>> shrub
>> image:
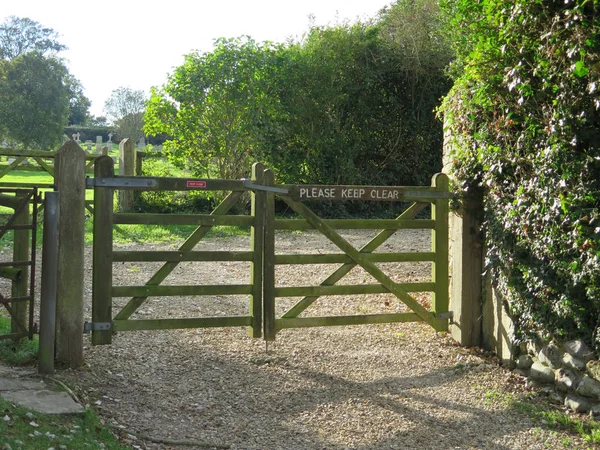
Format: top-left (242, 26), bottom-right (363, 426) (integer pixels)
top-left (440, 1), bottom-right (600, 350)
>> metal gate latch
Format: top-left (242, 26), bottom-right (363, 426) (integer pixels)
top-left (242, 180), bottom-right (288, 194)
top-left (83, 321), bottom-right (111, 333)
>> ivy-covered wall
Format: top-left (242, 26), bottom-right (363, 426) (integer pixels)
top-left (440, 1), bottom-right (600, 351)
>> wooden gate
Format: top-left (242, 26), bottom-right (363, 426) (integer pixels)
top-left (0, 188), bottom-right (39, 341)
top-left (261, 169), bottom-right (451, 341)
top-left (89, 157), bottom-right (266, 344)
top-left (88, 160), bottom-right (450, 344)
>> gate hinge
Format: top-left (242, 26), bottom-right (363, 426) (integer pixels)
top-left (83, 321), bottom-right (111, 333)
top-left (242, 180), bottom-right (288, 194)
top-left (436, 311), bottom-right (454, 321)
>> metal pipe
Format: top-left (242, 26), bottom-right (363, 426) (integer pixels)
top-left (38, 191), bottom-right (59, 375)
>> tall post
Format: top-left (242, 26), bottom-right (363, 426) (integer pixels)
top-left (11, 192), bottom-right (29, 337)
top-left (263, 169), bottom-right (276, 341)
top-left (92, 156), bottom-right (114, 345)
top-left (431, 173), bottom-right (450, 332)
top-left (249, 163), bottom-right (264, 338)
top-left (38, 192), bottom-right (59, 374)
top-left (55, 140), bottom-right (86, 367)
top-left (118, 138), bottom-right (135, 212)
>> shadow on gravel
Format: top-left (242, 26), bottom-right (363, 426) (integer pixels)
top-left (66, 333), bottom-right (540, 450)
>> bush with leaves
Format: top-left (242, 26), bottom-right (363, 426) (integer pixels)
top-left (440, 1), bottom-right (600, 350)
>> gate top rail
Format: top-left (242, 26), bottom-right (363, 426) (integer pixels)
top-left (86, 176), bottom-right (247, 191)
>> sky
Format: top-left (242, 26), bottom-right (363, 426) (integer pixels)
top-left (1, 0), bottom-right (393, 117)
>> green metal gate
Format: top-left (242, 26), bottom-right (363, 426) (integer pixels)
top-left (88, 159), bottom-right (451, 344)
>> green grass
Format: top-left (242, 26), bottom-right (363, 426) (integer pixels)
top-left (0, 314), bottom-right (38, 366)
top-left (481, 388), bottom-right (600, 446)
top-left (0, 397), bottom-right (129, 450)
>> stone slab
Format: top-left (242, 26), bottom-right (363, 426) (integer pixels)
top-left (0, 379), bottom-right (46, 391)
top-left (0, 389), bottom-right (85, 415)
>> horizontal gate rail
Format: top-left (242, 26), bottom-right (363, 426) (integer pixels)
top-left (113, 251), bottom-right (255, 262)
top-left (274, 219), bottom-right (435, 230)
top-left (274, 252), bottom-right (436, 264)
top-left (114, 213), bottom-right (254, 227)
top-left (277, 313), bottom-right (422, 329)
top-left (112, 284), bottom-right (254, 297)
top-left (274, 283), bottom-right (436, 297)
top-left (113, 316), bottom-right (252, 332)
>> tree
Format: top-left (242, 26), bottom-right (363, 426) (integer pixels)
top-left (66, 74), bottom-right (91, 125)
top-left (0, 16), bottom-right (66, 60)
top-left (145, 37), bottom-right (281, 180)
top-left (104, 87), bottom-right (146, 142)
top-left (0, 16), bottom-right (90, 148)
top-left (0, 52), bottom-right (70, 149)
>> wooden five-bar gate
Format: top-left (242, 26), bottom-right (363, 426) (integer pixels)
top-left (88, 156), bottom-right (451, 344)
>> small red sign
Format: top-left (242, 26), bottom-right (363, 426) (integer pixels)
top-left (187, 180), bottom-right (207, 188)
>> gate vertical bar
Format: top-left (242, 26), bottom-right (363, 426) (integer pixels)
top-left (11, 191), bottom-right (29, 338)
top-left (92, 156), bottom-right (115, 345)
top-left (249, 163), bottom-right (265, 338)
top-left (431, 173), bottom-right (450, 331)
top-left (263, 169), bottom-right (276, 341)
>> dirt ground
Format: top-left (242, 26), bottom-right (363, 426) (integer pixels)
top-left (41, 229), bottom-right (590, 449)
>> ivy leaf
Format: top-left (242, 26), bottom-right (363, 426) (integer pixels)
top-left (574, 61), bottom-right (589, 77)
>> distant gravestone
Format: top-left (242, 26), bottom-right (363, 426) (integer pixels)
top-left (84, 140), bottom-right (93, 152)
top-left (96, 136), bottom-right (103, 154)
top-left (137, 136), bottom-right (146, 148)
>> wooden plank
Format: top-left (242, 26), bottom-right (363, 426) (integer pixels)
top-left (113, 191), bottom-right (245, 320)
top-left (274, 219), bottom-right (435, 230)
top-left (281, 196), bottom-right (439, 328)
top-left (275, 282), bottom-right (435, 297)
top-left (108, 176), bottom-right (247, 191)
top-left (32, 157), bottom-right (54, 176)
top-left (249, 163), bottom-right (264, 338)
top-left (276, 313), bottom-right (422, 329)
top-left (0, 148), bottom-right (57, 158)
top-left (114, 213), bottom-right (253, 227)
top-left (92, 156), bottom-right (114, 345)
top-left (432, 173), bottom-right (450, 331)
top-left (112, 284), bottom-right (253, 297)
top-left (0, 182), bottom-right (54, 188)
top-left (113, 316), bottom-right (252, 331)
top-left (113, 250), bottom-right (254, 262)
top-left (0, 157), bottom-right (25, 179)
top-left (275, 252), bottom-right (436, 265)
top-left (281, 202), bottom-right (428, 319)
top-left (55, 141), bottom-right (87, 364)
top-left (118, 138), bottom-right (135, 212)
top-left (263, 169), bottom-right (276, 341)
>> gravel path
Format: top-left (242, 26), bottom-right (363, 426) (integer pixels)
top-left (52, 230), bottom-right (587, 449)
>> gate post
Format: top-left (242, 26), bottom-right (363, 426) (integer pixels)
top-left (55, 140), bottom-right (86, 367)
top-left (92, 156), bottom-right (115, 345)
top-left (262, 169), bottom-right (276, 341)
top-left (249, 163), bottom-right (265, 338)
top-left (118, 138), bottom-right (135, 212)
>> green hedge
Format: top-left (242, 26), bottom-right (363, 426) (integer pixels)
top-left (441, 1), bottom-right (600, 350)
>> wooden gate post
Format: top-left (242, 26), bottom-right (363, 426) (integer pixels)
top-left (92, 156), bottom-right (115, 345)
top-left (55, 140), bottom-right (86, 367)
top-left (118, 138), bottom-right (135, 212)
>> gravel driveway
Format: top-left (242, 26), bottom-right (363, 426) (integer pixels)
top-left (53, 229), bottom-right (586, 449)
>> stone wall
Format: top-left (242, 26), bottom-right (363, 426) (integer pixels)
top-left (517, 339), bottom-right (600, 414)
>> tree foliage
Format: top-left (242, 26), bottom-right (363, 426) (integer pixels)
top-left (145, 0), bottom-right (452, 189)
top-left (0, 16), bottom-right (66, 60)
top-left (0, 16), bottom-right (90, 147)
top-left (440, 1), bottom-right (600, 348)
top-left (0, 52), bottom-right (70, 149)
top-left (104, 87), bottom-right (147, 142)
